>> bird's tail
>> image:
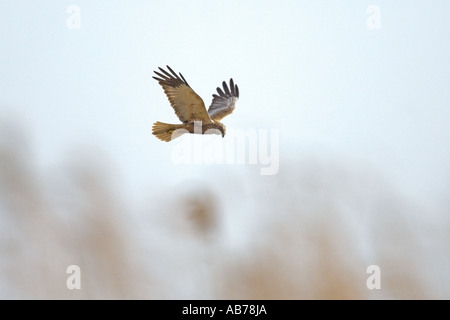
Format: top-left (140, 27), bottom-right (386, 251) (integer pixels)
top-left (152, 121), bottom-right (187, 142)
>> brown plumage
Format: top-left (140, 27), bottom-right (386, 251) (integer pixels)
top-left (152, 66), bottom-right (239, 142)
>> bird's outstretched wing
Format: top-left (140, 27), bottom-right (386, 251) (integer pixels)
top-left (208, 79), bottom-right (239, 121)
top-left (153, 66), bottom-right (212, 123)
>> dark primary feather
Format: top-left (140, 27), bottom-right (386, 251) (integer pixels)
top-left (152, 65), bottom-right (190, 88)
top-left (208, 78), bottom-right (239, 121)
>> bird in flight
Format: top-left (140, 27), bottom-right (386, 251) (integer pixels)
top-left (152, 66), bottom-right (239, 142)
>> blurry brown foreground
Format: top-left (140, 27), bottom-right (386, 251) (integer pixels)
top-left (0, 124), bottom-right (448, 299)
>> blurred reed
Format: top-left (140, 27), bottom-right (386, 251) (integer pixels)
top-left (0, 124), bottom-right (448, 299)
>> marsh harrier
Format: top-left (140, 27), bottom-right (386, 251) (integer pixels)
top-left (152, 66), bottom-right (239, 142)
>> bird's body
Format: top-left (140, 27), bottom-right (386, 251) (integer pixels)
top-left (152, 66), bottom-right (239, 142)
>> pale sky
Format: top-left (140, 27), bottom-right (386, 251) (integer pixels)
top-left (1, 0), bottom-right (450, 210)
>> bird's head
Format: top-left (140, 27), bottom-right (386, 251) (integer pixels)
top-left (216, 122), bottom-right (226, 138)
top-left (204, 122), bottom-right (226, 138)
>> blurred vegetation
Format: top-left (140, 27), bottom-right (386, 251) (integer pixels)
top-left (0, 124), bottom-right (448, 299)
